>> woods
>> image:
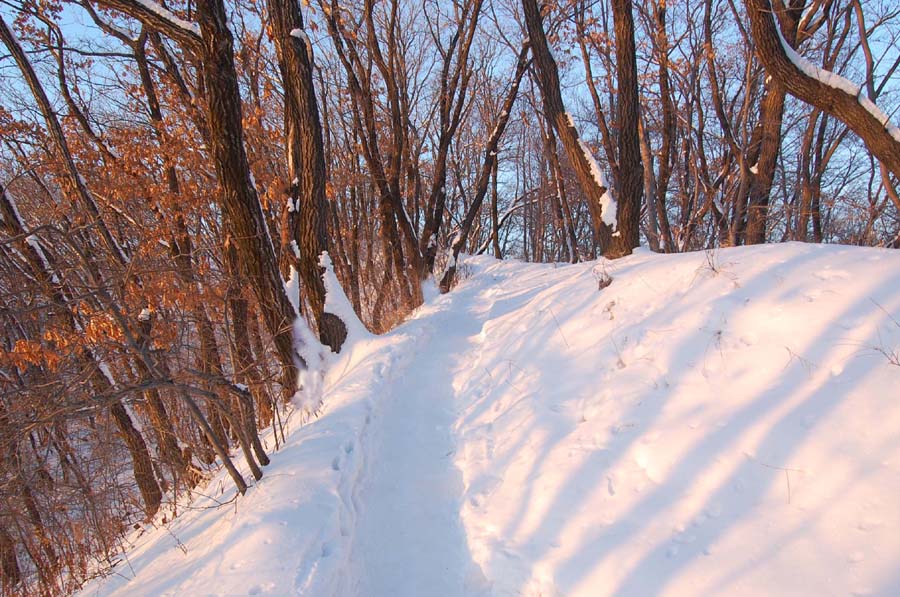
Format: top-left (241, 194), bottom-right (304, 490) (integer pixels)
top-left (0, 0), bottom-right (898, 593)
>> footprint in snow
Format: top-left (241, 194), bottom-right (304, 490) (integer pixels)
top-left (248, 582), bottom-right (275, 595)
top-left (813, 269), bottom-right (850, 281)
top-left (858, 517), bottom-right (884, 531)
top-left (705, 504), bottom-right (723, 518)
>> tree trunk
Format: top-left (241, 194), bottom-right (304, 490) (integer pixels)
top-left (193, 0), bottom-right (302, 394)
top-left (540, 112), bottom-right (579, 263)
top-left (650, 0), bottom-right (675, 251)
top-left (109, 401), bottom-right (163, 517)
top-left (267, 0), bottom-right (346, 353)
top-left (744, 0), bottom-right (900, 182)
top-left (490, 161), bottom-right (503, 258)
top-left (522, 0), bottom-right (620, 256)
top-left (0, 527), bottom-right (20, 591)
top-left (744, 1), bottom-right (803, 245)
top-left (608, 0), bottom-right (644, 257)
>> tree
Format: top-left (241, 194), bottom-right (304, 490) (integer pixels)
top-left (266, 0), bottom-right (346, 352)
top-left (523, 0), bottom-right (612, 255)
top-left (439, 43), bottom-right (531, 291)
top-left (522, 0), bottom-right (643, 258)
top-left (0, 15), bottom-right (163, 519)
top-left (609, 0), bottom-right (644, 256)
top-left (744, 0), bottom-right (900, 207)
top-left (93, 0), bottom-right (309, 394)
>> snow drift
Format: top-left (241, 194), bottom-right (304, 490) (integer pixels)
top-left (82, 243), bottom-right (900, 597)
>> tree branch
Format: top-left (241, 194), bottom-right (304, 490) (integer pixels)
top-left (90, 0), bottom-right (201, 50)
top-left (744, 0), bottom-right (900, 180)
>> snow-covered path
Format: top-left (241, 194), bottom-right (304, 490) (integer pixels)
top-left (349, 322), bottom-right (472, 593)
top-left (350, 291), bottom-right (490, 595)
top-left (347, 264), bottom-right (562, 596)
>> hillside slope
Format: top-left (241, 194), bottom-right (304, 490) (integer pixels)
top-left (83, 243), bottom-right (900, 596)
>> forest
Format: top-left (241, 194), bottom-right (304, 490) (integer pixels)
top-left (0, 0), bottom-right (898, 594)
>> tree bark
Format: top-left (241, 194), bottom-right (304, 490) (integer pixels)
top-left (650, 0), bottom-right (675, 251)
top-left (0, 527), bottom-right (20, 591)
top-left (744, 0), bottom-right (900, 181)
top-left (744, 0), bottom-right (803, 245)
top-left (523, 0), bottom-right (613, 253)
top-left (193, 0), bottom-right (302, 392)
top-left (109, 401), bottom-right (163, 517)
top-left (267, 0), bottom-right (346, 353)
top-left (608, 0), bottom-right (644, 257)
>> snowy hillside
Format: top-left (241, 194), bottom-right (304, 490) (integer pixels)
top-left (82, 243), bottom-right (900, 597)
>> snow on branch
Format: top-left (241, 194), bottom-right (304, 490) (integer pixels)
top-left (97, 0), bottom-right (201, 49)
top-left (744, 0), bottom-right (900, 179)
top-left (773, 9), bottom-right (900, 144)
top-left (133, 0), bottom-right (199, 36)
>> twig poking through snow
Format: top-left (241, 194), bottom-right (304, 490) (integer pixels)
top-left (543, 307), bottom-right (570, 348)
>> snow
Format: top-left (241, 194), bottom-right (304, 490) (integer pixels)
top-left (295, 253), bottom-right (369, 417)
top-left (775, 10), bottom-right (900, 144)
top-left (80, 243), bottom-right (900, 597)
top-left (598, 188), bottom-right (617, 228)
top-left (562, 112), bottom-right (617, 227)
top-left (134, 0), bottom-right (200, 38)
top-left (283, 265), bottom-right (301, 317)
top-left (5, 187), bottom-right (26, 227)
top-left (289, 28), bottom-right (314, 60)
top-left (292, 315), bottom-right (326, 417)
top-left (578, 138), bottom-right (617, 228)
top-left (97, 361), bottom-right (116, 386)
top-left (319, 251), bottom-right (368, 345)
top-left (25, 234), bottom-right (60, 284)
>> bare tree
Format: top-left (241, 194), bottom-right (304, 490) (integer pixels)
top-left (523, 0), bottom-right (643, 258)
top-left (267, 0), bottom-right (347, 352)
top-left (744, 0), bottom-right (900, 197)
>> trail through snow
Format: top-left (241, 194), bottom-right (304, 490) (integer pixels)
top-left (349, 301), bottom-right (487, 595)
top-left (81, 244), bottom-right (900, 597)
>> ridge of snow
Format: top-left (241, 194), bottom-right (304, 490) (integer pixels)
top-left (283, 265), bottom-right (301, 317)
top-left (6, 190), bottom-right (63, 285)
top-left (563, 111), bottom-right (617, 228)
top-left (577, 137), bottom-right (617, 228)
top-left (319, 251), bottom-right (369, 345)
